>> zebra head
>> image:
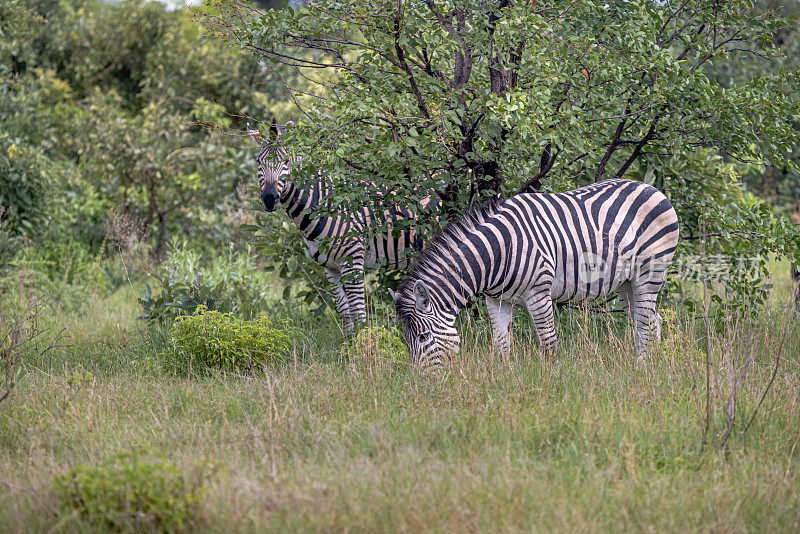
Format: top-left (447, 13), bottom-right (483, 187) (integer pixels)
top-left (249, 120), bottom-right (294, 212)
top-left (394, 279), bottom-right (460, 373)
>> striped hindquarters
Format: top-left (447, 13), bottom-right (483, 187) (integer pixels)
top-left (504, 179), bottom-right (680, 303)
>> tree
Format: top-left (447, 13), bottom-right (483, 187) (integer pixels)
top-left (3, 0), bottom-right (290, 257)
top-left (77, 91), bottom-right (231, 257)
top-left (711, 0), bottom-right (800, 219)
top-left (0, 0), bottom-right (67, 241)
top-left (205, 1), bottom-right (797, 200)
top-left (204, 0), bottom-right (800, 309)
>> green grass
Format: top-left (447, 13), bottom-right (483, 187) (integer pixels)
top-left (1, 270), bottom-right (800, 532)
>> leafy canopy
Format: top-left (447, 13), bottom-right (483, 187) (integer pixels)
top-left (206, 0), bottom-right (800, 309)
top-left (207, 1), bottom-right (798, 208)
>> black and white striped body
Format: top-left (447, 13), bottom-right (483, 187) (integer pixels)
top-left (394, 179), bottom-right (680, 372)
top-left (255, 139), bottom-right (435, 331)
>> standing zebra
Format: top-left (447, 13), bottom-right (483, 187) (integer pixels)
top-left (250, 122), bottom-right (438, 331)
top-left (394, 178), bottom-right (679, 372)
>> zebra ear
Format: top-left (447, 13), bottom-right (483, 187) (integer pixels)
top-left (284, 120), bottom-right (295, 129)
top-left (270, 118), bottom-right (280, 137)
top-left (388, 288), bottom-right (397, 302)
top-left (413, 281), bottom-right (432, 313)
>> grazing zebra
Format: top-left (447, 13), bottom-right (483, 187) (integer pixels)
top-left (250, 122), bottom-right (438, 331)
top-left (394, 178), bottom-right (680, 372)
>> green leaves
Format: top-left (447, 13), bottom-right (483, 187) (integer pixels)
top-left (339, 325), bottom-right (407, 370)
top-left (206, 0), bottom-right (800, 315)
top-left (210, 0), bottom-right (798, 212)
top-left (138, 241), bottom-right (274, 323)
top-left (0, 67), bottom-right (70, 241)
top-left (0, 0), bottom-right (289, 256)
top-left (53, 451), bottom-right (215, 532)
top-left (166, 306), bottom-right (293, 373)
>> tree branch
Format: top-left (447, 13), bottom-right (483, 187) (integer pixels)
top-left (519, 143), bottom-right (558, 193)
top-left (613, 121), bottom-right (658, 179)
top-left (393, 0), bottom-right (430, 120)
top-left (595, 119), bottom-right (626, 182)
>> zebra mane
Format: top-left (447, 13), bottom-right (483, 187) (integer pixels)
top-left (396, 198), bottom-right (503, 311)
top-left (409, 197), bottom-right (502, 279)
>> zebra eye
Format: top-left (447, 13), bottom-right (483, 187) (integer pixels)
top-left (418, 332), bottom-right (431, 343)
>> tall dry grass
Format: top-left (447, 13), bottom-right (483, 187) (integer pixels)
top-left (0, 272), bottom-right (799, 532)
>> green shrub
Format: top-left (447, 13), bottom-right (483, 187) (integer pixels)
top-left (165, 306), bottom-right (292, 373)
top-left (53, 452), bottom-right (213, 532)
top-left (3, 239), bottom-right (109, 311)
top-left (12, 239), bottom-right (105, 287)
top-left (139, 241), bottom-right (275, 323)
top-left (340, 326), bottom-right (407, 362)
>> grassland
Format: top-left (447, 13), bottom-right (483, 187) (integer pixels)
top-left (1, 270), bottom-right (799, 532)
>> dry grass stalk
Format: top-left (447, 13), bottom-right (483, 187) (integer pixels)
top-left (103, 207), bottom-right (152, 273)
top-left (1, 295), bottom-right (64, 405)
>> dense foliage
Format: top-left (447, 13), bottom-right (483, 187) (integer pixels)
top-left (166, 306), bottom-right (293, 372)
top-left (53, 452), bottom-right (212, 531)
top-left (139, 241), bottom-right (276, 322)
top-left (205, 0), bottom-right (800, 311)
top-left (0, 0), bottom-right (304, 319)
top-left (0, 0), bottom-right (280, 261)
top-left (340, 325), bottom-right (407, 361)
top-left (0, 0), bottom-right (798, 320)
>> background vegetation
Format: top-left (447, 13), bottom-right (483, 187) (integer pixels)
top-left (1, 0), bottom-right (799, 531)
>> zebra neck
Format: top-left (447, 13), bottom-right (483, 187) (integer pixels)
top-left (281, 181), bottom-right (330, 239)
top-left (412, 220), bottom-right (510, 316)
top-left (415, 262), bottom-right (484, 322)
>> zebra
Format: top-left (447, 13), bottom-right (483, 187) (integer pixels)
top-left (250, 121), bottom-right (438, 332)
top-left (393, 178), bottom-right (680, 372)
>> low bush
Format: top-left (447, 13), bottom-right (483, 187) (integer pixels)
top-left (13, 239), bottom-right (106, 288)
top-left (165, 306), bottom-right (292, 373)
top-left (52, 452), bottom-right (213, 532)
top-left (340, 326), bottom-right (406, 363)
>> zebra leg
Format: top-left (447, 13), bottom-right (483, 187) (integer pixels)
top-left (628, 278), bottom-right (663, 362)
top-left (325, 268), bottom-right (354, 332)
top-left (339, 259), bottom-right (367, 327)
top-left (524, 292), bottom-right (558, 352)
top-left (485, 296), bottom-right (514, 356)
